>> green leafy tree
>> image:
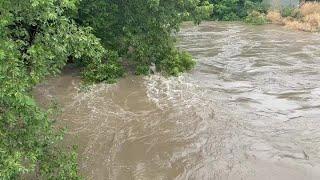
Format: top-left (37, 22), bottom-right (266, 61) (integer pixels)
top-left (209, 0), bottom-right (266, 20)
top-left (0, 0), bottom-right (111, 179)
top-left (1, 0), bottom-right (212, 179)
top-left (78, 0), bottom-right (213, 76)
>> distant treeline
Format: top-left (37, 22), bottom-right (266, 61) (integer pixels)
top-left (209, 0), bottom-right (267, 21)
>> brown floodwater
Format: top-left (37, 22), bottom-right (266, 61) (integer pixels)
top-left (33, 22), bottom-right (320, 180)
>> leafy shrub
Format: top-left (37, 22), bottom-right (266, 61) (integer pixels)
top-left (281, 7), bottom-right (295, 17)
top-left (279, 7), bottom-right (302, 19)
top-left (78, 0), bottom-right (212, 76)
top-left (245, 0), bottom-right (269, 14)
top-left (210, 0), bottom-right (245, 20)
top-left (245, 11), bottom-right (268, 25)
top-left (0, 0), bottom-right (109, 179)
top-left (82, 50), bottom-right (124, 83)
top-left (158, 50), bottom-right (195, 76)
top-left (135, 65), bottom-right (150, 75)
top-left (210, 0), bottom-right (267, 21)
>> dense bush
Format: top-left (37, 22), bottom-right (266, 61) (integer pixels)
top-left (0, 0), bottom-right (109, 178)
top-left (281, 7), bottom-right (295, 17)
top-left (78, 0), bottom-right (212, 76)
top-left (245, 11), bottom-right (268, 25)
top-left (209, 0), bottom-right (267, 21)
top-left (210, 0), bottom-right (244, 20)
top-left (0, 0), bottom-right (212, 179)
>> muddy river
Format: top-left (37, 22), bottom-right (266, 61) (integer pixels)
top-left (34, 22), bottom-right (320, 180)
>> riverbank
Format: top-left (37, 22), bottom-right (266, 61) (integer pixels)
top-left (267, 2), bottom-right (320, 32)
top-left (34, 22), bottom-right (320, 180)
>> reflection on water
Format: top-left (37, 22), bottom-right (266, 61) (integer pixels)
top-left (34, 22), bottom-right (320, 180)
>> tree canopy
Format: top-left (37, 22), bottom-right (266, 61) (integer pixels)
top-left (78, 0), bottom-right (213, 77)
top-left (0, 0), bottom-right (212, 179)
top-left (209, 0), bottom-right (265, 20)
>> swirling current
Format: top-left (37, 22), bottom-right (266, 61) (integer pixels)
top-left (34, 22), bottom-right (320, 180)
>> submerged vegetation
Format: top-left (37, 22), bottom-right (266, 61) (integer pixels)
top-left (0, 1), bottom-right (103, 179)
top-left (1, 0), bottom-right (319, 179)
top-left (0, 0), bottom-right (212, 179)
top-left (77, 0), bottom-right (212, 78)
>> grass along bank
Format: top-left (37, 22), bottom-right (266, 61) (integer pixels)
top-left (267, 2), bottom-right (320, 32)
top-left (211, 0), bottom-right (320, 32)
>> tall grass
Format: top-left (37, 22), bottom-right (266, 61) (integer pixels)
top-left (266, 10), bottom-right (283, 24)
top-left (266, 2), bottom-right (320, 32)
top-left (300, 2), bottom-right (320, 16)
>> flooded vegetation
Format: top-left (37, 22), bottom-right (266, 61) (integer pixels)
top-left (34, 22), bottom-right (320, 180)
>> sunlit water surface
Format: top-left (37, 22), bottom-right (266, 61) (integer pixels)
top-left (34, 22), bottom-right (320, 180)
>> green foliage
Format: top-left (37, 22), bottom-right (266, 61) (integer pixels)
top-left (38, 147), bottom-right (81, 180)
top-left (281, 7), bottom-right (295, 17)
top-left (1, 0), bottom-right (212, 179)
top-left (135, 65), bottom-right (151, 76)
top-left (281, 7), bottom-right (303, 19)
top-left (209, 0), bottom-right (268, 21)
top-left (244, 0), bottom-right (268, 14)
top-left (245, 11), bottom-right (268, 25)
top-left (210, 0), bottom-right (245, 20)
top-left (78, 0), bottom-right (212, 76)
top-left (82, 50), bottom-right (124, 84)
top-left (0, 91), bottom-right (82, 179)
top-left (158, 50), bottom-right (196, 76)
top-left (0, 0), bottom-right (105, 179)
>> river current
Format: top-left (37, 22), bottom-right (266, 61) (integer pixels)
top-left (34, 22), bottom-right (320, 180)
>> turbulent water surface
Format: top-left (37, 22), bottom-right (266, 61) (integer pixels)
top-left (34, 22), bottom-right (320, 180)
